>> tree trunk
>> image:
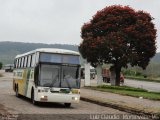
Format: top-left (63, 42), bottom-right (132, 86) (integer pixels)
top-left (96, 64), bottom-right (103, 85)
top-left (84, 63), bottom-right (91, 86)
top-left (115, 66), bottom-right (121, 86)
top-left (110, 68), bottom-right (116, 86)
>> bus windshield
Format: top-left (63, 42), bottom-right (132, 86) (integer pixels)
top-left (39, 64), bottom-right (80, 88)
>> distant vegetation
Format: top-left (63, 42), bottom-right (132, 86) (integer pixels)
top-left (0, 41), bottom-right (78, 64)
top-left (1, 41), bottom-right (159, 65)
top-left (0, 41), bottom-right (159, 80)
top-left (122, 63), bottom-right (160, 81)
top-left (151, 52), bottom-right (160, 63)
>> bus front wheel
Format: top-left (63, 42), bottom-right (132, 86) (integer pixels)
top-left (31, 89), bottom-right (38, 105)
top-left (64, 103), bottom-right (71, 108)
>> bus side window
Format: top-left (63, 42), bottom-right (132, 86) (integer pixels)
top-left (24, 56), bottom-right (28, 68)
top-left (27, 55), bottom-right (31, 67)
top-left (35, 52), bottom-right (39, 64)
top-left (16, 59), bottom-right (19, 68)
top-left (14, 59), bottom-right (16, 68)
top-left (21, 57), bottom-right (24, 68)
top-left (14, 60), bottom-right (16, 68)
top-left (18, 58), bottom-right (21, 68)
top-left (31, 54), bottom-right (35, 67)
top-left (34, 65), bottom-right (39, 86)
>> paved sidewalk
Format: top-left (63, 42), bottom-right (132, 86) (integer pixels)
top-left (80, 88), bottom-right (160, 116)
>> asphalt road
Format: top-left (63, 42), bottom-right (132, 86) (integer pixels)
top-left (124, 79), bottom-right (160, 92)
top-left (83, 76), bottom-right (160, 92)
top-left (0, 70), bottom-right (128, 120)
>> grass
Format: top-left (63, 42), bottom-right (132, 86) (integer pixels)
top-left (97, 85), bottom-right (148, 92)
top-left (87, 85), bottom-right (160, 100)
top-left (125, 75), bottom-right (160, 83)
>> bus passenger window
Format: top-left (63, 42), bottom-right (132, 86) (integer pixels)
top-left (27, 55), bottom-right (31, 67)
top-left (31, 54), bottom-right (35, 67)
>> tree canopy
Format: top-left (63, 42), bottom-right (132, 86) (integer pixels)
top-left (79, 5), bottom-right (156, 85)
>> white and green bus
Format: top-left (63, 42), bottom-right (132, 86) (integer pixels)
top-left (13, 48), bottom-right (81, 107)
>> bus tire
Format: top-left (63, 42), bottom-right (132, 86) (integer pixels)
top-left (15, 85), bottom-right (20, 97)
top-left (31, 89), bottom-right (38, 105)
top-left (64, 103), bottom-right (71, 108)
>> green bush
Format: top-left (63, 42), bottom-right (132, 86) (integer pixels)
top-left (143, 74), bottom-right (147, 78)
top-left (122, 69), bottom-right (146, 78)
top-left (136, 71), bottom-right (143, 76)
top-left (122, 69), bottom-right (136, 76)
top-left (97, 85), bottom-right (148, 92)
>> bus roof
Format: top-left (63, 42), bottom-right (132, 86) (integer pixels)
top-left (15, 48), bottom-right (80, 58)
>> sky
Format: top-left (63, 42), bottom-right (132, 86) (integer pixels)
top-left (0, 0), bottom-right (159, 52)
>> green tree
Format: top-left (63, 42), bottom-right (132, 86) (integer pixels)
top-left (79, 5), bottom-right (156, 86)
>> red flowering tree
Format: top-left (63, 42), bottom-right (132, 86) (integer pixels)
top-left (79, 5), bottom-right (156, 86)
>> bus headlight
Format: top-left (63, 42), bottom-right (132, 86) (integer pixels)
top-left (72, 97), bottom-right (78, 101)
top-left (40, 95), bottom-right (48, 101)
top-left (41, 95), bottom-right (45, 98)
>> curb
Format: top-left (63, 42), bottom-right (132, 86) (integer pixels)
top-left (80, 97), bottom-right (160, 119)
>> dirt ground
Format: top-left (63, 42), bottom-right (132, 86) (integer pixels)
top-left (0, 70), bottom-right (129, 120)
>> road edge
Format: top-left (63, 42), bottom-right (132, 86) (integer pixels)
top-left (80, 97), bottom-right (160, 119)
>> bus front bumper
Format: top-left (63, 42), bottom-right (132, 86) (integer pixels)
top-left (35, 93), bottom-right (80, 103)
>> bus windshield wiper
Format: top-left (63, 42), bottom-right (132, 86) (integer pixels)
top-left (50, 75), bottom-right (59, 87)
top-left (64, 76), bottom-right (71, 89)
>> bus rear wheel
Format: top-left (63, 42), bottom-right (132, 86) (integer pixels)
top-left (64, 103), bottom-right (71, 108)
top-left (15, 86), bottom-right (20, 97)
